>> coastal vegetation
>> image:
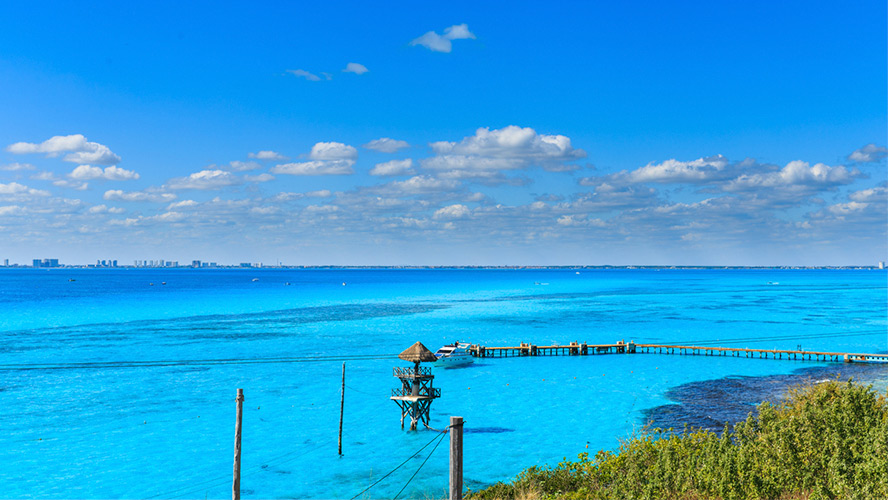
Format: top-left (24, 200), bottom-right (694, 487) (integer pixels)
top-left (469, 380), bottom-right (888, 499)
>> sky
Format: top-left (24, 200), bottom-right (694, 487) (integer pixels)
top-left (0, 1), bottom-right (885, 266)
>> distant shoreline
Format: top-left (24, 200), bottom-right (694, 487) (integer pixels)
top-left (3, 264), bottom-right (886, 270)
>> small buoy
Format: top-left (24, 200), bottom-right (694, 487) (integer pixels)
top-left (467, 387), bottom-right (471, 390)
top-left (257, 406), bottom-right (260, 410)
top-left (149, 283), bottom-right (154, 286)
top-left (143, 421), bottom-right (147, 424)
top-left (342, 282), bottom-right (347, 286)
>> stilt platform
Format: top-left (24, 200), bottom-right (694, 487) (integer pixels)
top-left (468, 340), bottom-right (888, 364)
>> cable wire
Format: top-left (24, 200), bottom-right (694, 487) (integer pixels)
top-left (392, 429), bottom-right (449, 500)
top-left (349, 428), bottom-right (449, 500)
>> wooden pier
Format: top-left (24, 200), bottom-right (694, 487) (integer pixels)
top-left (468, 340), bottom-right (888, 364)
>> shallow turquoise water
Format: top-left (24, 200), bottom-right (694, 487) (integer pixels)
top-left (1, 268), bottom-right (886, 498)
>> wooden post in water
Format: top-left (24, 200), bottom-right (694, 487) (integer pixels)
top-left (449, 416), bottom-right (464, 500)
top-left (233, 388), bottom-right (244, 500)
top-left (338, 362), bottom-right (345, 455)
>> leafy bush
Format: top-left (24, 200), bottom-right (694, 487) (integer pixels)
top-left (469, 380), bottom-right (888, 500)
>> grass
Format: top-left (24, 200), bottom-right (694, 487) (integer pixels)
top-left (467, 379), bottom-right (888, 500)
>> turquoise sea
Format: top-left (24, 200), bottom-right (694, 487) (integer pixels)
top-left (1, 268), bottom-right (886, 499)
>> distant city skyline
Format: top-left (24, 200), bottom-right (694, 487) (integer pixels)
top-left (0, 1), bottom-right (885, 265)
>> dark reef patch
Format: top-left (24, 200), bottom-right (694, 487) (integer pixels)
top-left (643, 363), bottom-right (888, 433)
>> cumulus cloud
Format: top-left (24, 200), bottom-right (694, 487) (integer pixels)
top-left (0, 162), bottom-right (35, 171)
top-left (0, 182), bottom-right (50, 197)
top-left (849, 185), bottom-right (888, 203)
top-left (623, 155), bottom-right (730, 184)
top-left (433, 204), bottom-right (471, 220)
top-left (410, 23), bottom-right (476, 53)
top-left (723, 161), bottom-right (862, 193)
top-left (388, 175), bottom-right (461, 194)
top-left (556, 215), bottom-right (606, 227)
top-left (166, 169), bottom-right (242, 190)
top-left (423, 126), bottom-right (585, 174)
top-left (370, 159), bottom-right (415, 176)
top-left (167, 200), bottom-right (199, 210)
top-left (248, 150), bottom-right (287, 161)
top-left (88, 204), bottom-right (125, 214)
top-left (68, 165), bottom-right (140, 181)
top-left (104, 190), bottom-right (177, 202)
top-left (363, 138), bottom-right (410, 153)
top-left (228, 160), bottom-right (261, 171)
top-left (848, 144), bottom-right (888, 163)
top-left (309, 142), bottom-right (358, 160)
top-left (271, 141), bottom-right (358, 175)
top-left (6, 134), bottom-right (121, 165)
top-left (271, 160), bottom-right (354, 176)
top-left (244, 173), bottom-right (275, 183)
top-left (343, 62), bottom-right (369, 75)
top-left (287, 69), bottom-right (322, 81)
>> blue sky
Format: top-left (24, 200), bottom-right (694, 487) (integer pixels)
top-left (0, 1), bottom-right (885, 265)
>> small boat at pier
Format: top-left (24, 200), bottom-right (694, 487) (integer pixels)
top-left (434, 341), bottom-right (475, 367)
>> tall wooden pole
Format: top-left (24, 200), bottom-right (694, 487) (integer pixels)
top-left (449, 416), bottom-right (464, 500)
top-left (232, 388), bottom-right (244, 500)
top-left (338, 362), bottom-right (345, 455)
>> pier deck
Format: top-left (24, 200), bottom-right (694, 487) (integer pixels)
top-left (469, 341), bottom-right (888, 364)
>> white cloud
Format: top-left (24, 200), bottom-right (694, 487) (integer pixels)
top-left (0, 205), bottom-right (24, 216)
top-left (724, 161), bottom-right (861, 193)
top-left (0, 162), bottom-right (35, 171)
top-left (166, 169), bottom-right (243, 190)
top-left (6, 134), bottom-right (121, 165)
top-left (370, 159), bottom-right (415, 176)
top-left (271, 160), bottom-right (354, 175)
top-left (849, 185), bottom-right (887, 203)
top-left (287, 69), bottom-right (322, 81)
top-left (248, 150), bottom-right (287, 161)
top-left (309, 142), bottom-right (358, 160)
top-left (848, 144), bottom-right (888, 163)
top-left (244, 173), bottom-right (275, 183)
top-left (343, 62), bottom-right (369, 75)
top-left (433, 204), bottom-right (471, 220)
top-left (424, 126), bottom-right (585, 173)
top-left (389, 175), bottom-right (461, 194)
top-left (68, 165), bottom-right (140, 181)
top-left (410, 24), bottom-right (476, 53)
top-left (444, 24), bottom-right (476, 40)
top-left (104, 190), bottom-right (177, 202)
top-left (270, 141), bottom-right (357, 175)
top-left (556, 215), bottom-right (606, 227)
top-left (624, 155), bottom-right (730, 184)
top-left (0, 182), bottom-right (50, 197)
top-left (167, 200), bottom-right (199, 210)
top-left (53, 179), bottom-right (89, 190)
top-left (88, 204), bottom-right (125, 214)
top-left (228, 160), bottom-right (261, 171)
top-left (363, 138), bottom-right (410, 153)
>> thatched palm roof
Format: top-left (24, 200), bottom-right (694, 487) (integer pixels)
top-left (398, 341), bottom-right (437, 363)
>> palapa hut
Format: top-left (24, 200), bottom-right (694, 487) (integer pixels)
top-left (391, 342), bottom-right (440, 430)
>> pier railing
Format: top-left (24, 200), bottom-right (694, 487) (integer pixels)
top-left (469, 341), bottom-right (887, 364)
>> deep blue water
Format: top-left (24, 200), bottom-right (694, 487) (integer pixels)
top-left (1, 268), bottom-right (886, 498)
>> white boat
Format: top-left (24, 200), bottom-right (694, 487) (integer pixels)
top-left (434, 341), bottom-right (475, 367)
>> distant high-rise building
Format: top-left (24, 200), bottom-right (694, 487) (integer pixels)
top-left (880, 261), bottom-right (885, 270)
top-left (192, 260), bottom-right (201, 268)
top-left (33, 258), bottom-right (60, 268)
top-left (3, 259), bottom-right (8, 267)
top-left (112, 260), bottom-right (118, 267)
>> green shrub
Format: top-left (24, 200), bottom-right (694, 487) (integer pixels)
top-left (469, 380), bottom-right (888, 500)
